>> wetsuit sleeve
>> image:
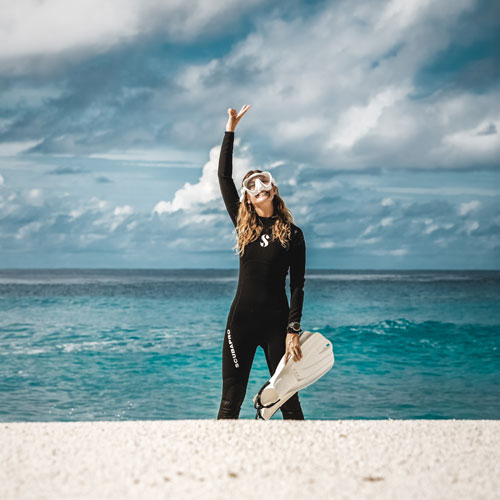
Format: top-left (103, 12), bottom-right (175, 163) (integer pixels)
top-left (218, 131), bottom-right (240, 227)
top-left (288, 227), bottom-right (306, 327)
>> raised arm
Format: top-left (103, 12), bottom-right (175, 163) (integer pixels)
top-left (217, 105), bottom-right (251, 227)
top-left (288, 227), bottom-right (306, 326)
top-left (218, 131), bottom-right (240, 227)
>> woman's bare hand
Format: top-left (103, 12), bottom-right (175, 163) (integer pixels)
top-left (285, 333), bottom-right (302, 363)
top-left (226, 104), bottom-right (251, 132)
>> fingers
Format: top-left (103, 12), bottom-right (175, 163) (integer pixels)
top-left (293, 343), bottom-right (303, 361)
top-left (227, 105), bottom-right (250, 117)
top-left (286, 345), bottom-right (302, 362)
top-left (236, 104), bottom-right (251, 119)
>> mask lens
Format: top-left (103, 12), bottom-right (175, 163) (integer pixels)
top-left (243, 172), bottom-right (271, 191)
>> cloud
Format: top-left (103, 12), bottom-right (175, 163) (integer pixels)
top-left (0, 161), bottom-right (498, 267)
top-left (0, 0), bottom-right (267, 73)
top-left (477, 122), bottom-right (497, 135)
top-left (0, 0), bottom-right (499, 268)
top-left (168, 0), bottom-right (499, 170)
top-left (376, 0), bottom-right (434, 29)
top-left (1, 0), bottom-right (498, 172)
top-left (459, 200), bottom-right (480, 216)
top-left (372, 186), bottom-right (500, 196)
top-left (153, 136), bottom-right (257, 214)
top-left (26, 188), bottom-right (43, 206)
top-left (465, 220), bottom-right (479, 234)
top-left (371, 248), bottom-right (409, 256)
top-left (439, 117), bottom-right (500, 166)
top-left (360, 216), bottom-right (393, 237)
top-left (328, 86), bottom-right (410, 149)
top-left (0, 141), bottom-right (43, 156)
top-left (113, 205), bottom-right (134, 216)
top-left (47, 166), bottom-right (89, 175)
top-left (95, 175), bottom-right (112, 183)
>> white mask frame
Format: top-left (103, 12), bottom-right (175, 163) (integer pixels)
top-left (239, 171), bottom-right (277, 202)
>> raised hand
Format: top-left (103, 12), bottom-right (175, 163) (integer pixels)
top-left (226, 104), bottom-right (252, 132)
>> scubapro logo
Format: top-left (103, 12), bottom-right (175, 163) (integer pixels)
top-left (227, 329), bottom-right (240, 368)
top-left (260, 234), bottom-right (270, 247)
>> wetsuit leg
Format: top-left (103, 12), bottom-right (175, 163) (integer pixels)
top-left (262, 325), bottom-right (305, 420)
top-left (217, 319), bottom-right (258, 419)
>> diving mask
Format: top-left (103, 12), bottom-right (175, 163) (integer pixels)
top-left (239, 171), bottom-right (277, 202)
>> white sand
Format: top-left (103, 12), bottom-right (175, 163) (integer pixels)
top-left (1, 420), bottom-right (499, 500)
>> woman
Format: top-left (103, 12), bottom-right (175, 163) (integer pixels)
top-left (217, 104), bottom-right (307, 420)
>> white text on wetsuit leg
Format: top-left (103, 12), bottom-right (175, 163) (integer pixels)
top-left (227, 329), bottom-right (240, 368)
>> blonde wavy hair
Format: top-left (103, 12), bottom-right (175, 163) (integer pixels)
top-left (233, 169), bottom-right (295, 256)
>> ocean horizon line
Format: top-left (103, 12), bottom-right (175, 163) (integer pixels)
top-left (0, 267), bottom-right (499, 272)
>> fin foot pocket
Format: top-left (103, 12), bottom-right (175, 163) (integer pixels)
top-left (252, 331), bottom-right (335, 420)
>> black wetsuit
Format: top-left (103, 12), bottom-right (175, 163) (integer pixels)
top-left (216, 131), bottom-right (306, 420)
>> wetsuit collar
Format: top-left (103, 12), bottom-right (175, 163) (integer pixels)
top-left (257, 213), bottom-right (277, 221)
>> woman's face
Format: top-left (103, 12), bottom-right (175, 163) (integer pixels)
top-left (247, 185), bottom-right (277, 207)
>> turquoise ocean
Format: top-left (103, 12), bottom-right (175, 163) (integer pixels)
top-left (0, 269), bottom-right (499, 421)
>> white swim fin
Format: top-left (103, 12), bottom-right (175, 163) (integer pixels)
top-left (253, 330), bottom-right (334, 420)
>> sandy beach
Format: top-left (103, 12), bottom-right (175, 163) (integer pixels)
top-left (1, 419), bottom-right (499, 500)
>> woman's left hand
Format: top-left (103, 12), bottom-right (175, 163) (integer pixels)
top-left (285, 333), bottom-right (302, 363)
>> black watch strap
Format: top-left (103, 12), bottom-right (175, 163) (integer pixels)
top-left (287, 321), bottom-right (302, 333)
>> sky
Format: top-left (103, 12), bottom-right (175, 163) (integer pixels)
top-left (0, 0), bottom-right (499, 269)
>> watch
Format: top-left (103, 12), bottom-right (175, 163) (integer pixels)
top-left (287, 321), bottom-right (302, 334)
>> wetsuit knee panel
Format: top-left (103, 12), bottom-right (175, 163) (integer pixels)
top-left (221, 377), bottom-right (247, 404)
top-left (217, 378), bottom-right (248, 419)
